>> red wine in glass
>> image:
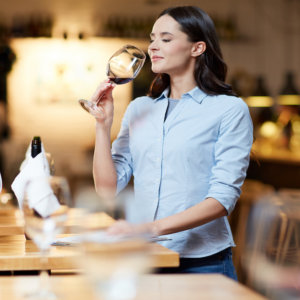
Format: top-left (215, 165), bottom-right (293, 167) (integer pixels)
top-left (109, 77), bottom-right (134, 85)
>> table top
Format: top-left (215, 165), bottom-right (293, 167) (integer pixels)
top-left (0, 273), bottom-right (268, 300)
top-left (0, 207), bottom-right (179, 271)
top-left (0, 208), bottom-right (24, 236)
top-left (0, 234), bottom-right (179, 271)
top-left (0, 207), bottom-right (117, 236)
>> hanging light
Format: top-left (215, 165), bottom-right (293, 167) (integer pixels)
top-left (246, 76), bottom-right (274, 107)
top-left (278, 71), bottom-right (300, 106)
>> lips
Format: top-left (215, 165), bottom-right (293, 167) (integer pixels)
top-left (151, 55), bottom-right (163, 62)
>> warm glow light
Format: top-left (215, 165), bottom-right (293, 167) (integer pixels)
top-left (259, 121), bottom-right (279, 138)
top-left (8, 38), bottom-right (147, 175)
top-left (277, 95), bottom-right (300, 106)
top-left (245, 96), bottom-right (274, 107)
top-left (8, 38), bottom-right (136, 140)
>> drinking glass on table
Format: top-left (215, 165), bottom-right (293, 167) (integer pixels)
top-left (74, 187), bottom-right (153, 300)
top-left (22, 175), bottom-right (72, 300)
top-left (78, 44), bottom-right (146, 114)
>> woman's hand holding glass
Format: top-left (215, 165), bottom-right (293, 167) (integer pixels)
top-left (88, 80), bottom-right (116, 127)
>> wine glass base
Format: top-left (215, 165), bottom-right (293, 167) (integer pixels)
top-left (24, 289), bottom-right (57, 300)
top-left (78, 99), bottom-right (95, 113)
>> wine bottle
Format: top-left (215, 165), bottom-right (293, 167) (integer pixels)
top-left (24, 136), bottom-right (44, 240)
top-left (31, 136), bottom-right (43, 219)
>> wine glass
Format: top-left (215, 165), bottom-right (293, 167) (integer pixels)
top-left (22, 175), bottom-right (72, 299)
top-left (74, 186), bottom-right (153, 300)
top-left (78, 44), bottom-right (146, 113)
top-left (243, 191), bottom-right (300, 300)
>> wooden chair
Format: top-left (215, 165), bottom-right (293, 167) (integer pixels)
top-left (230, 179), bottom-right (275, 283)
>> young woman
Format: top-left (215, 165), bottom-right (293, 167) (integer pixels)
top-left (89, 6), bottom-right (253, 279)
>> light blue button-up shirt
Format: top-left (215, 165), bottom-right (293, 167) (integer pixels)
top-left (111, 86), bottom-right (253, 257)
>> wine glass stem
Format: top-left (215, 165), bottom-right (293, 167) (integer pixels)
top-left (40, 249), bottom-right (50, 292)
top-left (95, 78), bottom-right (111, 106)
top-left (96, 94), bottom-right (104, 106)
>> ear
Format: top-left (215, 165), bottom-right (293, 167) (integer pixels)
top-left (191, 41), bottom-right (206, 57)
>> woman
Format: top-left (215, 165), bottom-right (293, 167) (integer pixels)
top-left (90, 6), bottom-right (253, 279)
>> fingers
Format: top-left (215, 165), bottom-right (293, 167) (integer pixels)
top-left (106, 220), bottom-right (134, 235)
top-left (91, 80), bottom-right (116, 103)
top-left (89, 104), bottom-right (105, 119)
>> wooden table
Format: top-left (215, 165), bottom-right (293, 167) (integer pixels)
top-left (0, 208), bottom-right (179, 271)
top-left (0, 274), bottom-right (268, 300)
top-left (0, 208), bottom-right (24, 236)
top-left (0, 235), bottom-right (179, 272)
top-left (0, 207), bottom-right (116, 236)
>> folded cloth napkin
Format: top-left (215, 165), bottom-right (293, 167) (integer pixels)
top-left (11, 143), bottom-right (60, 218)
top-left (20, 142), bottom-right (50, 173)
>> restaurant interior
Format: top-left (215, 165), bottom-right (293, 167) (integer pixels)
top-left (0, 0), bottom-right (299, 299)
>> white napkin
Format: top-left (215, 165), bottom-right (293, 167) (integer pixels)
top-left (20, 142), bottom-right (50, 173)
top-left (11, 143), bottom-right (60, 218)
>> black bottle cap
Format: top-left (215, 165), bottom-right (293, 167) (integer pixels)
top-left (31, 136), bottom-right (42, 158)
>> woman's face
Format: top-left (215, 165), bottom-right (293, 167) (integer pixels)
top-left (148, 14), bottom-right (198, 77)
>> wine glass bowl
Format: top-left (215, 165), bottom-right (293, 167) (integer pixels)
top-left (107, 44), bottom-right (146, 84)
top-left (22, 175), bottom-right (72, 299)
top-left (74, 187), bottom-right (152, 300)
top-left (23, 204), bottom-right (68, 251)
top-left (243, 191), bottom-right (300, 299)
top-left (78, 44), bottom-right (146, 113)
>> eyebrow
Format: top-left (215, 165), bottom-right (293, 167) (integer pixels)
top-left (150, 32), bottom-right (174, 38)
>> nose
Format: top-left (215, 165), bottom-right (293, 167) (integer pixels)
top-left (148, 39), bottom-right (159, 53)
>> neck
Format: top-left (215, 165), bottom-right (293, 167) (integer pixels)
top-left (169, 75), bottom-right (197, 99)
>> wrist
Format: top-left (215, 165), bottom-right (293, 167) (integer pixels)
top-left (148, 221), bottom-right (160, 237)
top-left (95, 121), bottom-right (112, 135)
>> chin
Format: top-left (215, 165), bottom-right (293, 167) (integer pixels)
top-left (151, 66), bottom-right (160, 74)
top-left (151, 62), bottom-right (165, 74)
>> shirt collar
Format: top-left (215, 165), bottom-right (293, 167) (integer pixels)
top-left (153, 88), bottom-right (169, 102)
top-left (185, 86), bottom-right (208, 104)
top-left (153, 86), bottom-right (208, 104)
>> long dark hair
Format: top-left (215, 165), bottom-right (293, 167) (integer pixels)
top-left (148, 6), bottom-right (236, 98)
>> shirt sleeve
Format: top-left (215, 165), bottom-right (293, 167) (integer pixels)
top-left (111, 103), bottom-right (134, 194)
top-left (206, 99), bottom-right (253, 214)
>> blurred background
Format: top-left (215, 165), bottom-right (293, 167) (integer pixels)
top-left (0, 0), bottom-right (299, 291)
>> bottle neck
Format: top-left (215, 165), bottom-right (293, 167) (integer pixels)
top-left (31, 136), bottom-right (41, 158)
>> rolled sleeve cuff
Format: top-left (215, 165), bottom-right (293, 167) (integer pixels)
top-left (206, 183), bottom-right (240, 215)
top-left (114, 162), bottom-right (133, 194)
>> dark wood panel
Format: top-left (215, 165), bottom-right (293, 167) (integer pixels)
top-left (247, 159), bottom-right (300, 190)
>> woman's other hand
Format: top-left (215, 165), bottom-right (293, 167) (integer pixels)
top-left (106, 220), bottom-right (157, 237)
